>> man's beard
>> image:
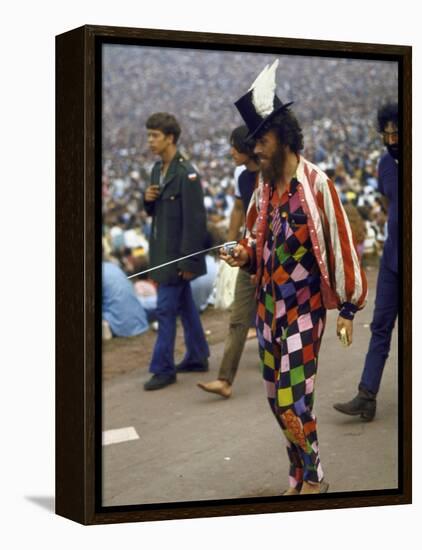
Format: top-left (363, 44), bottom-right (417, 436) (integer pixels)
top-left (260, 144), bottom-right (287, 185)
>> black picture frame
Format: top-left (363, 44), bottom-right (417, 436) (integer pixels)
top-left (56, 24), bottom-right (412, 525)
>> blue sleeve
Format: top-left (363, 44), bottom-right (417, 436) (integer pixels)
top-left (377, 156), bottom-right (386, 196)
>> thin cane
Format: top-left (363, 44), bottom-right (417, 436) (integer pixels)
top-left (127, 241), bottom-right (238, 279)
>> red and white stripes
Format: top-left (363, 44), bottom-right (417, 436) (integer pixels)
top-left (241, 156), bottom-right (368, 311)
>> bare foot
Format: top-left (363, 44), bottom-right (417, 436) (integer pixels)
top-left (246, 328), bottom-right (256, 340)
top-left (197, 379), bottom-right (232, 398)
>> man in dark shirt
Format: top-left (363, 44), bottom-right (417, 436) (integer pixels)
top-left (142, 112), bottom-right (209, 391)
top-left (333, 103), bottom-right (399, 421)
top-left (197, 126), bottom-right (259, 398)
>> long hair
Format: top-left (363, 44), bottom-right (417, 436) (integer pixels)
top-left (264, 109), bottom-right (304, 153)
top-left (377, 103), bottom-right (398, 132)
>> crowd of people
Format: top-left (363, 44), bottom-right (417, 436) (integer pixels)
top-left (101, 48), bottom-right (399, 497)
top-left (102, 46), bottom-right (398, 326)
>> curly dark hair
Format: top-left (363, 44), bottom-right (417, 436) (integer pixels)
top-left (230, 125), bottom-right (259, 162)
top-left (146, 112), bottom-right (181, 144)
top-left (377, 103), bottom-right (398, 132)
top-left (262, 109), bottom-right (304, 153)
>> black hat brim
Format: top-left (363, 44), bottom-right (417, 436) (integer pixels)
top-left (246, 101), bottom-right (294, 140)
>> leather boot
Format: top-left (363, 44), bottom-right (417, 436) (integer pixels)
top-left (333, 388), bottom-right (376, 421)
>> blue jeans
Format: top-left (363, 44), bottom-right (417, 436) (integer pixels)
top-left (360, 259), bottom-right (398, 395)
top-left (149, 281), bottom-right (209, 375)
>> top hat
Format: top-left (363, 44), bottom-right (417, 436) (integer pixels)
top-left (234, 60), bottom-right (293, 139)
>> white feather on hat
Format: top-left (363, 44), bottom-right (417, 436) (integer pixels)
top-left (248, 59), bottom-right (279, 118)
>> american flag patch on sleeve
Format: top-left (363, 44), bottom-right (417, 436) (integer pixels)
top-left (188, 173), bottom-right (198, 181)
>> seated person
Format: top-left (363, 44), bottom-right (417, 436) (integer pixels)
top-left (191, 254), bottom-right (218, 312)
top-left (102, 261), bottom-right (149, 338)
top-left (134, 278), bottom-right (158, 322)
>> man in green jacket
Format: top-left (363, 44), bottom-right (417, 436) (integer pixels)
top-left (143, 112), bottom-right (209, 390)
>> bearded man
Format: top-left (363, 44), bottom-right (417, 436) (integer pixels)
top-left (221, 60), bottom-right (367, 495)
top-left (333, 103), bottom-right (399, 421)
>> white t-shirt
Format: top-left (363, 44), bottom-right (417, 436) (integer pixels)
top-left (234, 165), bottom-right (246, 198)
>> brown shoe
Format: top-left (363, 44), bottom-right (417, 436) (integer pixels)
top-left (300, 480), bottom-right (329, 495)
top-left (197, 379), bottom-right (232, 398)
top-left (282, 487), bottom-right (300, 496)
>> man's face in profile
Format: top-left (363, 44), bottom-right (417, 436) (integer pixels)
top-left (230, 144), bottom-right (249, 167)
top-left (382, 120), bottom-right (399, 159)
top-left (147, 129), bottom-right (174, 157)
top-left (254, 129), bottom-right (287, 183)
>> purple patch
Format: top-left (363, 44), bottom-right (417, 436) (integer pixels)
top-left (281, 282), bottom-right (296, 298)
top-left (294, 396), bottom-right (307, 415)
top-left (297, 286), bottom-right (311, 305)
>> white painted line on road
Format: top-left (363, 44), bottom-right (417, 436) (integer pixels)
top-left (102, 427), bottom-right (140, 446)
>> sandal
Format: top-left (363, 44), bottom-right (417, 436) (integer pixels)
top-left (282, 487), bottom-right (300, 496)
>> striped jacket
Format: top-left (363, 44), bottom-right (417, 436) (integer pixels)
top-left (240, 155), bottom-right (368, 314)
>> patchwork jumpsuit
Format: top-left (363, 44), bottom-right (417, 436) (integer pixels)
top-left (256, 178), bottom-right (326, 489)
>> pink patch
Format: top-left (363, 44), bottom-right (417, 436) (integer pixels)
top-left (289, 193), bottom-right (301, 212)
top-left (281, 354), bottom-right (290, 372)
top-left (287, 333), bottom-right (302, 353)
top-left (276, 300), bottom-right (286, 318)
top-left (317, 462), bottom-right (324, 481)
top-left (298, 313), bottom-right (313, 332)
top-left (290, 263), bottom-right (308, 281)
top-left (263, 379), bottom-right (276, 398)
top-left (285, 225), bottom-right (293, 239)
top-left (288, 475), bottom-right (299, 488)
top-left (263, 323), bottom-right (272, 343)
top-left (263, 243), bottom-right (271, 263)
top-left (305, 376), bottom-right (315, 395)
